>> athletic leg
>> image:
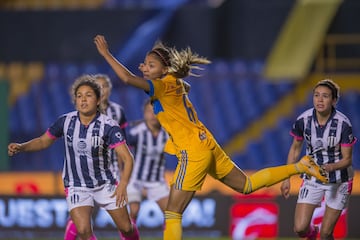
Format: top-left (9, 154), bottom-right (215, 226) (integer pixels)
top-left (164, 185), bottom-right (195, 240)
top-left (69, 206), bottom-right (96, 240)
top-left (222, 155), bottom-right (328, 194)
top-left (108, 207), bottom-right (139, 240)
top-left (293, 203), bottom-right (318, 238)
top-left (319, 206), bottom-right (341, 240)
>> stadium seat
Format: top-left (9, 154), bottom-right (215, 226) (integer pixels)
top-left (245, 141), bottom-right (265, 170)
top-left (16, 93), bottom-right (38, 134)
top-left (255, 78), bottom-right (277, 109)
top-left (231, 59), bottom-right (248, 78)
top-left (29, 82), bottom-right (55, 130)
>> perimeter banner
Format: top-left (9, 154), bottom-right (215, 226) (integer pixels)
top-left (0, 171), bottom-right (359, 238)
top-left (1, 194), bottom-right (359, 239)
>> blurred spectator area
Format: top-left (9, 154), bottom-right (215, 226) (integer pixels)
top-left (4, 60), bottom-right (360, 171)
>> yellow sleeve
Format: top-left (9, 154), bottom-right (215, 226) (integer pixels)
top-left (164, 138), bottom-right (177, 155)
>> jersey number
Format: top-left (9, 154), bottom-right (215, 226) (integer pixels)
top-left (183, 95), bottom-right (196, 123)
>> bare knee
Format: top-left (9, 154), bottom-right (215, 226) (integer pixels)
top-left (293, 224), bottom-right (308, 237)
top-left (119, 221), bottom-right (135, 236)
top-left (76, 225), bottom-right (93, 240)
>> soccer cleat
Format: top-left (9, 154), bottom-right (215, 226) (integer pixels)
top-left (298, 155), bottom-right (328, 183)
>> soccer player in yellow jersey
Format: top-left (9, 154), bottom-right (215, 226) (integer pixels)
top-left (94, 35), bottom-right (328, 240)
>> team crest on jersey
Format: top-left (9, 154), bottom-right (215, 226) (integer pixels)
top-left (78, 140), bottom-right (87, 149)
top-left (313, 139), bottom-right (324, 153)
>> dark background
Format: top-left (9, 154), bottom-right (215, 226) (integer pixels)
top-left (1, 0), bottom-right (360, 63)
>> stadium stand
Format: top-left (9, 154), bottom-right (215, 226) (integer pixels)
top-left (2, 1), bottom-right (360, 172)
top-left (7, 59), bottom-right (359, 171)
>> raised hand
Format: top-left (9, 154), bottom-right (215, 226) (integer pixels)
top-left (94, 35), bottom-right (110, 57)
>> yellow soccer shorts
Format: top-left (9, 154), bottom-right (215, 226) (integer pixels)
top-left (170, 142), bottom-right (235, 191)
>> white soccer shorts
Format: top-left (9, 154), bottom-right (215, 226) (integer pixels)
top-left (297, 179), bottom-right (352, 210)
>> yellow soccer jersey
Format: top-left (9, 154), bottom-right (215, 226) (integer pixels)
top-left (147, 74), bottom-right (214, 152)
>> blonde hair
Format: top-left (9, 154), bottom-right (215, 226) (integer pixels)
top-left (168, 46), bottom-right (211, 79)
top-left (94, 73), bottom-right (113, 90)
top-left (149, 41), bottom-right (211, 79)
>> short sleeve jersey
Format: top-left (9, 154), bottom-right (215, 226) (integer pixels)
top-left (291, 108), bottom-right (356, 183)
top-left (47, 111), bottom-right (125, 188)
top-left (106, 101), bottom-right (128, 130)
top-left (147, 74), bottom-right (215, 152)
top-left (105, 101), bottom-right (128, 177)
top-left (127, 121), bottom-right (168, 182)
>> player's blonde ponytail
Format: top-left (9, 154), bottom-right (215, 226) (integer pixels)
top-left (168, 47), bottom-right (211, 79)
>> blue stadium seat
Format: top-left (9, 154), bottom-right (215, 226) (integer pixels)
top-left (16, 93), bottom-right (38, 134)
top-left (255, 78), bottom-right (277, 109)
top-left (248, 60), bottom-right (265, 76)
top-left (275, 117), bottom-right (293, 157)
top-left (234, 78), bottom-right (262, 122)
top-left (63, 63), bottom-right (81, 86)
top-left (231, 59), bottom-right (248, 77)
top-left (214, 77), bottom-right (245, 134)
top-left (48, 80), bottom-right (73, 116)
top-left (245, 141), bottom-right (266, 169)
top-left (30, 81), bottom-right (55, 130)
top-left (261, 129), bottom-right (283, 166)
top-left (45, 63), bottom-right (61, 82)
top-left (231, 153), bottom-right (248, 169)
top-left (275, 80), bottom-right (295, 96)
top-left (124, 87), bottom-right (147, 120)
top-left (81, 62), bottom-right (99, 75)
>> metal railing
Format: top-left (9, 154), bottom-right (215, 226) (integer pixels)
top-left (315, 34), bottom-right (360, 72)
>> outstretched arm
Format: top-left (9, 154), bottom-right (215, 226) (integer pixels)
top-left (8, 132), bottom-right (55, 156)
top-left (94, 35), bottom-right (150, 92)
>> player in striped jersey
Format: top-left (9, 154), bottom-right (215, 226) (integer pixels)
top-left (281, 79), bottom-right (356, 240)
top-left (64, 73), bottom-right (132, 240)
top-left (95, 73), bottom-right (128, 180)
top-left (126, 99), bottom-right (169, 224)
top-left (8, 75), bottom-right (139, 240)
top-left (94, 35), bottom-right (328, 240)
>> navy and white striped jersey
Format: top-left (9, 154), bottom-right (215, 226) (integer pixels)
top-left (104, 101), bottom-right (128, 177)
top-left (128, 121), bottom-right (168, 182)
top-left (291, 108), bottom-right (356, 183)
top-left (105, 101), bottom-right (128, 130)
top-left (47, 111), bottom-right (126, 188)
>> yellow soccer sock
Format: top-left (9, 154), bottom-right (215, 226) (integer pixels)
top-left (243, 164), bottom-right (299, 194)
top-left (163, 211), bottom-right (182, 240)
